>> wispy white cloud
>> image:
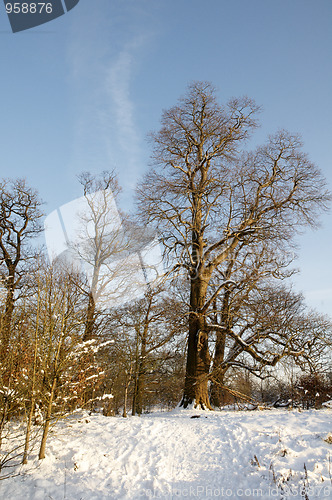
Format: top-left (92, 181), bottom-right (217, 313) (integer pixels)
top-left (66, 2), bottom-right (152, 199)
top-left (103, 36), bottom-right (147, 186)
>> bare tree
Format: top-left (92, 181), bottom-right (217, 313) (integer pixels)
top-left (0, 178), bottom-right (43, 358)
top-left (137, 81), bottom-right (331, 409)
top-left (112, 284), bottom-right (185, 415)
top-left (71, 171), bottom-right (155, 342)
top-left (209, 281), bottom-right (332, 406)
top-left (33, 260), bottom-right (106, 460)
top-left (73, 171), bottom-right (127, 341)
top-left (207, 240), bottom-right (300, 405)
top-left (98, 302), bottom-right (186, 416)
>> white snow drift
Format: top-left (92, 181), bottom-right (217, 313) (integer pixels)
top-left (1, 407), bottom-right (331, 499)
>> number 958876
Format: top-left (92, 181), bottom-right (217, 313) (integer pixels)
top-left (5, 3), bottom-right (53, 14)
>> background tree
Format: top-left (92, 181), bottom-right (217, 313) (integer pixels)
top-left (210, 283), bottom-right (332, 407)
top-left (296, 372), bottom-right (332, 409)
top-left (137, 81), bottom-right (331, 409)
top-left (107, 283), bottom-right (186, 415)
top-left (71, 171), bottom-right (152, 343)
top-left (34, 261), bottom-right (108, 460)
top-left (0, 178), bottom-right (43, 358)
top-left (73, 171), bottom-right (128, 341)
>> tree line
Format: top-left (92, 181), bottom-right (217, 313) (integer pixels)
top-left (0, 82), bottom-right (331, 471)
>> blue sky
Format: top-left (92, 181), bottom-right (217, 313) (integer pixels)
top-left (0, 0), bottom-right (332, 314)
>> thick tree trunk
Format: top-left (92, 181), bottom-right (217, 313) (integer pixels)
top-left (210, 290), bottom-right (231, 407)
top-left (210, 338), bottom-right (226, 408)
top-left (134, 361), bottom-right (145, 415)
top-left (210, 370), bottom-right (227, 408)
top-left (0, 394), bottom-right (9, 448)
top-left (134, 333), bottom-right (147, 415)
top-left (180, 278), bottom-right (212, 409)
top-left (122, 363), bottom-right (132, 418)
top-left (0, 273), bottom-right (15, 358)
top-left (210, 330), bottom-right (227, 407)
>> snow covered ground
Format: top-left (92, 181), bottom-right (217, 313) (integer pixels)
top-left (1, 407), bottom-right (331, 499)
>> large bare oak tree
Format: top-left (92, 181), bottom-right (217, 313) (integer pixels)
top-left (137, 81), bottom-right (331, 409)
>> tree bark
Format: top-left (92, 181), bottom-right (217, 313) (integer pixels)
top-left (122, 373), bottom-right (129, 417)
top-left (83, 291), bottom-right (95, 341)
top-left (131, 333), bottom-right (140, 416)
top-left (210, 290), bottom-right (230, 407)
top-left (38, 376), bottom-right (56, 460)
top-left (134, 343), bottom-right (146, 415)
top-left (180, 278), bottom-right (212, 409)
top-left (0, 272), bottom-right (15, 358)
top-left (0, 394), bottom-right (10, 448)
top-left (23, 289), bottom-right (40, 464)
top-left (23, 400), bottom-right (34, 464)
top-left (210, 338), bottom-right (227, 408)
